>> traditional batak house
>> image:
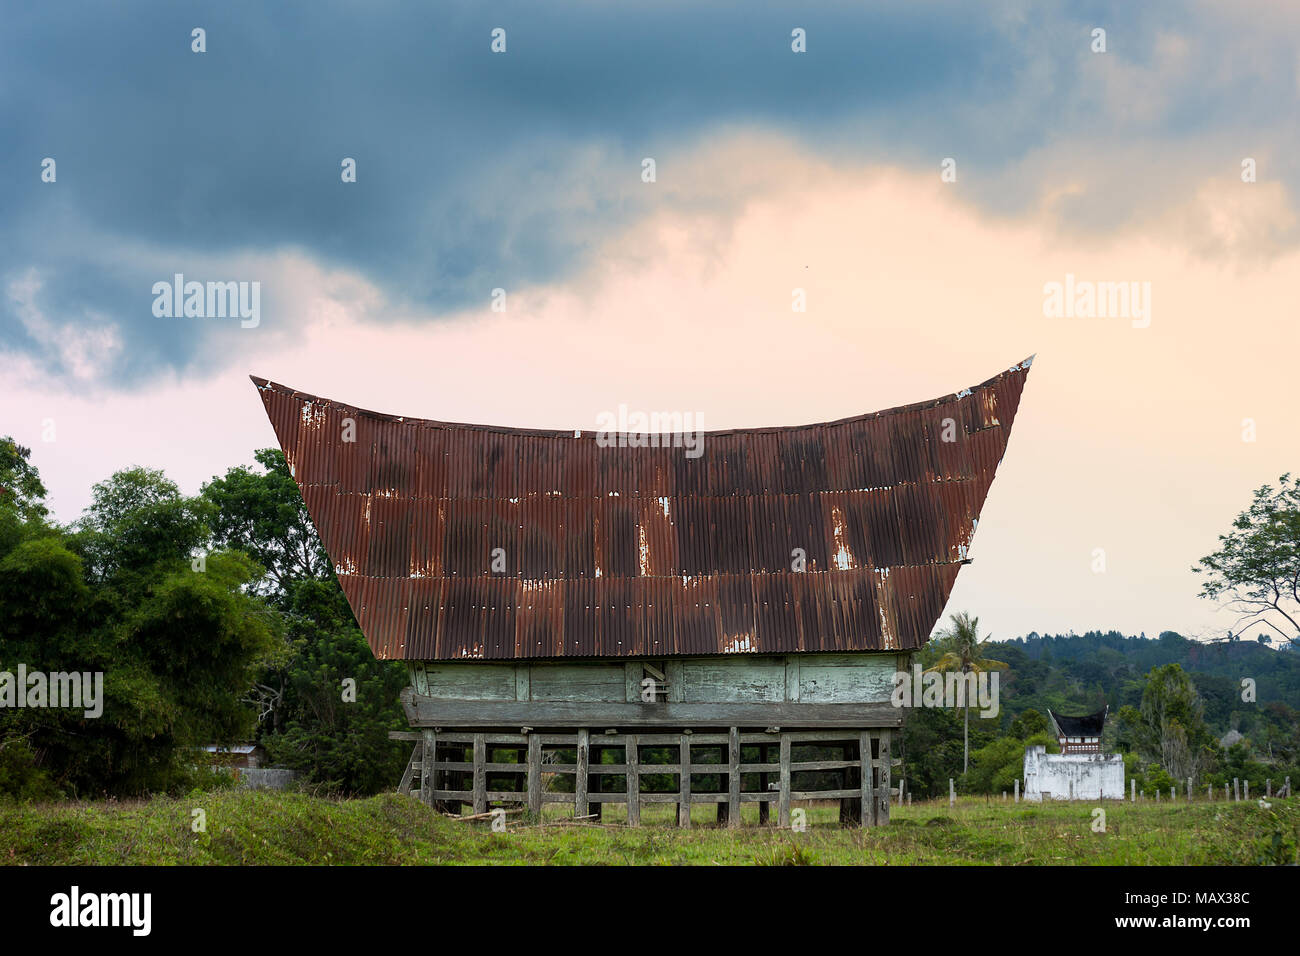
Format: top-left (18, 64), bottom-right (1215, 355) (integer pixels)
top-left (251, 356), bottom-right (1033, 827)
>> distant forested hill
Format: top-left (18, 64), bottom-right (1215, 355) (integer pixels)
top-left (989, 631), bottom-right (1300, 739)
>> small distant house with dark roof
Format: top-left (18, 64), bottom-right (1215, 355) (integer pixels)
top-left (1025, 707), bottom-right (1123, 801)
top-left (1048, 707), bottom-right (1107, 754)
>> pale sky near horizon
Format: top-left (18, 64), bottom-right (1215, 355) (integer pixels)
top-left (4, 3), bottom-right (1298, 644)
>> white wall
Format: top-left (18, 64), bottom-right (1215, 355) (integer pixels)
top-left (1022, 745), bottom-right (1124, 801)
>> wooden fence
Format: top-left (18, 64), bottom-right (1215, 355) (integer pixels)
top-left (395, 728), bottom-right (894, 827)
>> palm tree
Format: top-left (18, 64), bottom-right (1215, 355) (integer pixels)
top-left (924, 611), bottom-right (1009, 774)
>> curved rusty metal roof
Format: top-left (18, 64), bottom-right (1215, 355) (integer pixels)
top-left (251, 356), bottom-right (1033, 661)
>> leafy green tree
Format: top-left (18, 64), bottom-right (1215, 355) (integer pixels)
top-left (74, 467), bottom-right (210, 585)
top-left (202, 448), bottom-right (330, 596)
top-left (1009, 708), bottom-right (1048, 739)
top-left (1195, 474), bottom-right (1300, 646)
top-left (1118, 663), bottom-right (1216, 783)
top-left (925, 612), bottom-right (1009, 773)
top-left (0, 437), bottom-right (48, 521)
top-left (261, 580), bottom-right (408, 794)
top-left (203, 452), bottom-right (409, 793)
top-left (0, 456), bottom-right (281, 798)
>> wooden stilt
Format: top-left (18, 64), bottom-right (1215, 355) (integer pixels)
top-left (778, 734), bottom-right (792, 828)
top-left (678, 734), bottom-right (691, 829)
top-left (526, 734), bottom-right (542, 820)
top-left (859, 730), bottom-right (873, 828)
top-left (726, 727), bottom-right (740, 828)
top-left (626, 734), bottom-right (640, 826)
top-left (472, 733), bottom-right (487, 814)
top-left (575, 729), bottom-right (589, 819)
top-left (878, 729), bottom-right (892, 825)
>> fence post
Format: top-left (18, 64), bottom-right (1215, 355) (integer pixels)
top-left (949, 778), bottom-right (955, 808)
top-left (1014, 778), bottom-right (1019, 803)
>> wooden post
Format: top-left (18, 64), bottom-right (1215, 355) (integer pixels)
top-left (1207, 785), bottom-right (1211, 800)
top-left (949, 778), bottom-right (955, 808)
top-left (678, 734), bottom-right (691, 829)
top-left (1267, 778), bottom-right (1272, 798)
top-left (575, 729), bottom-right (589, 819)
top-left (878, 729), bottom-right (892, 825)
top-left (1187, 777), bottom-right (1193, 801)
top-left (420, 731), bottom-right (436, 805)
top-left (1244, 780), bottom-right (1249, 800)
top-left (758, 744), bottom-right (771, 825)
top-left (1234, 777), bottom-right (1240, 802)
top-left (626, 734), bottom-right (641, 826)
top-left (472, 733), bottom-right (487, 814)
top-left (1014, 778), bottom-right (1019, 803)
top-left (859, 730), bottom-right (872, 828)
top-left (726, 727), bottom-right (740, 829)
top-left (778, 734), bottom-right (791, 828)
top-left (1131, 779), bottom-right (1136, 802)
top-left (526, 734), bottom-right (542, 820)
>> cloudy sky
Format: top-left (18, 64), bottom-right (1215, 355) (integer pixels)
top-left (4, 1), bottom-right (1297, 643)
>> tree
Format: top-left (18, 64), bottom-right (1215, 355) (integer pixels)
top-left (203, 451), bottom-right (409, 793)
top-left (1195, 474), bottom-right (1300, 646)
top-left (925, 612), bottom-right (1009, 774)
top-left (1118, 663), bottom-right (1215, 782)
top-left (74, 467), bottom-right (210, 585)
top-left (202, 449), bottom-right (331, 597)
top-left (260, 579), bottom-right (408, 794)
top-left (0, 437), bottom-right (48, 522)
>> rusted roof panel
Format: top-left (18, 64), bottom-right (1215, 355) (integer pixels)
top-left (251, 356), bottom-right (1033, 661)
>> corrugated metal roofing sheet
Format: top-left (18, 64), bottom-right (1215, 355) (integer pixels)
top-left (251, 356), bottom-right (1033, 661)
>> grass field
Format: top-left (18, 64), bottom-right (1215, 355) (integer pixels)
top-left (2, 790), bottom-right (1296, 866)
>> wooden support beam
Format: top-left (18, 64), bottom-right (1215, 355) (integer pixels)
top-left (626, 734), bottom-right (641, 826)
top-left (400, 690), bottom-right (904, 728)
top-left (778, 734), bottom-right (791, 828)
top-left (678, 734), bottom-right (691, 829)
top-left (472, 733), bottom-right (487, 814)
top-left (527, 734), bottom-right (542, 819)
top-left (758, 744), bottom-right (771, 825)
top-left (575, 729), bottom-right (590, 819)
top-left (420, 731), bottom-right (436, 805)
top-left (859, 730), bottom-right (873, 828)
top-left (877, 729), bottom-right (892, 825)
top-left (727, 727), bottom-right (741, 828)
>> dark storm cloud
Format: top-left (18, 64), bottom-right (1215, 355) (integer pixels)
top-left (2, 1), bottom-right (1296, 384)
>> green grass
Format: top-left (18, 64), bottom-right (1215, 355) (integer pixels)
top-left (2, 791), bottom-right (1296, 865)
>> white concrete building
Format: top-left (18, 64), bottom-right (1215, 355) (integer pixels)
top-left (1023, 745), bottom-right (1124, 801)
top-left (1022, 708), bottom-right (1125, 801)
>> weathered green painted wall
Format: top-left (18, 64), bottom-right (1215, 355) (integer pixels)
top-left (410, 653), bottom-right (903, 705)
